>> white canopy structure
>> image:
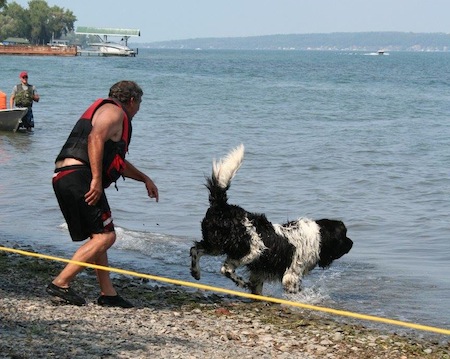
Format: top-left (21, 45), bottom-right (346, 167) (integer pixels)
top-left (75, 26), bottom-right (140, 57)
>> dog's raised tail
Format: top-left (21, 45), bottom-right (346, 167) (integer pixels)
top-left (213, 144), bottom-right (244, 189)
top-left (207, 144), bottom-right (244, 205)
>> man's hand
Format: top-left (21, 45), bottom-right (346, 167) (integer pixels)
top-left (145, 178), bottom-right (159, 202)
top-left (85, 178), bottom-right (103, 205)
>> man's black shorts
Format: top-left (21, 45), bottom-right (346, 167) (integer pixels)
top-left (52, 165), bottom-right (114, 241)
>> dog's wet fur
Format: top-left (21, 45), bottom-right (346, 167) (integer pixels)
top-left (190, 145), bottom-right (353, 295)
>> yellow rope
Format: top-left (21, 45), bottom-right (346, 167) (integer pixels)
top-left (1, 245), bottom-right (449, 336)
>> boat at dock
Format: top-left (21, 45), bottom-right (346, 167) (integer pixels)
top-left (0, 108), bottom-right (29, 132)
top-left (75, 26), bottom-right (140, 57)
top-left (80, 41), bottom-right (137, 57)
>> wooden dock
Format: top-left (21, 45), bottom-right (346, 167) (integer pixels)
top-left (0, 45), bottom-right (77, 56)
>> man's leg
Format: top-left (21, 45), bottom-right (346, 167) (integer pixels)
top-left (52, 231), bottom-right (116, 288)
top-left (20, 109), bottom-right (32, 129)
top-left (95, 249), bottom-right (117, 296)
top-left (93, 233), bottom-right (135, 308)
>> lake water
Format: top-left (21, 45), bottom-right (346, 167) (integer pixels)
top-left (0, 49), bottom-right (449, 337)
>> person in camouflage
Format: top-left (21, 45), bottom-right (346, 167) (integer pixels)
top-left (10, 71), bottom-right (40, 131)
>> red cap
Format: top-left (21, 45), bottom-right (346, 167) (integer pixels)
top-left (20, 71), bottom-right (28, 78)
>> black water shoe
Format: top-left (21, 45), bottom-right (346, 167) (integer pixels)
top-left (97, 294), bottom-right (134, 308)
top-left (46, 283), bottom-right (86, 306)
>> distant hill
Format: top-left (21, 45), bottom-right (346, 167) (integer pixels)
top-left (137, 32), bottom-right (450, 51)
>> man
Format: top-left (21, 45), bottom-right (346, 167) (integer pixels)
top-left (10, 71), bottom-right (40, 131)
top-left (48, 80), bottom-right (158, 308)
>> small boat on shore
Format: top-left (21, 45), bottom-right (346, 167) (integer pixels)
top-left (0, 108), bottom-right (28, 132)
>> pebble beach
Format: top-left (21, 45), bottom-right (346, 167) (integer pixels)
top-left (0, 243), bottom-right (449, 359)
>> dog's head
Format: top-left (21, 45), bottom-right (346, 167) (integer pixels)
top-left (316, 219), bottom-right (353, 268)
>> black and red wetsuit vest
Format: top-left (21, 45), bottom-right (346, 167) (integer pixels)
top-left (55, 98), bottom-right (132, 188)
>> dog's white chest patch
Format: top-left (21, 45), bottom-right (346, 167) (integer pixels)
top-left (273, 218), bottom-right (321, 271)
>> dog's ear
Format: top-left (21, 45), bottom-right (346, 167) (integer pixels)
top-left (335, 221), bottom-right (347, 238)
top-left (318, 219), bottom-right (347, 238)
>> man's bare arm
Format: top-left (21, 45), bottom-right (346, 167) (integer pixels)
top-left (123, 160), bottom-right (159, 202)
top-left (84, 104), bottom-right (124, 205)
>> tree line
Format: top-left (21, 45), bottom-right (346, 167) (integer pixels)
top-left (0, 0), bottom-right (76, 44)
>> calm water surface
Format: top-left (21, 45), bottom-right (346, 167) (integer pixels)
top-left (0, 49), bottom-right (449, 335)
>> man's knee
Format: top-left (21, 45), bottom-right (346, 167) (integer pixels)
top-left (102, 231), bottom-right (116, 248)
top-left (92, 231), bottom-right (116, 250)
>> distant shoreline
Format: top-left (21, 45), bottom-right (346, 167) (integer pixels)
top-left (134, 32), bottom-right (450, 52)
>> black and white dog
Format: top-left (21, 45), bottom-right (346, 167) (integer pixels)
top-left (190, 144), bottom-right (353, 295)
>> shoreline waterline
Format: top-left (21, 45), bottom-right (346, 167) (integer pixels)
top-left (0, 241), bottom-right (449, 358)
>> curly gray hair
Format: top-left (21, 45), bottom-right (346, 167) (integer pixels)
top-left (108, 81), bottom-right (143, 105)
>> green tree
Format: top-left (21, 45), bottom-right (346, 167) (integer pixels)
top-left (0, 13), bottom-right (17, 40)
top-left (28, 0), bottom-right (51, 43)
top-left (0, 0), bottom-right (76, 43)
top-left (1, 2), bottom-right (30, 39)
top-left (47, 5), bottom-right (76, 40)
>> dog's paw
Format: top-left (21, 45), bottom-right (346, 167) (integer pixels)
top-left (243, 282), bottom-right (253, 290)
top-left (286, 288), bottom-right (300, 294)
top-left (190, 269), bottom-right (201, 280)
top-left (246, 283), bottom-right (263, 295)
top-left (285, 283), bottom-right (301, 294)
top-left (190, 246), bottom-right (201, 280)
top-left (283, 281), bottom-right (300, 294)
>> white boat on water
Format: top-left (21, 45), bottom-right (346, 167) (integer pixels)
top-left (75, 26), bottom-right (139, 57)
top-left (0, 108), bottom-right (28, 132)
top-left (86, 41), bottom-right (136, 56)
top-left (364, 49), bottom-right (390, 56)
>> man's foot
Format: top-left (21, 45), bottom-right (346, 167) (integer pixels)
top-left (46, 283), bottom-right (86, 306)
top-left (97, 294), bottom-right (134, 308)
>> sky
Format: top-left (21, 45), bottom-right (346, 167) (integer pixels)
top-left (10, 0), bottom-right (450, 43)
